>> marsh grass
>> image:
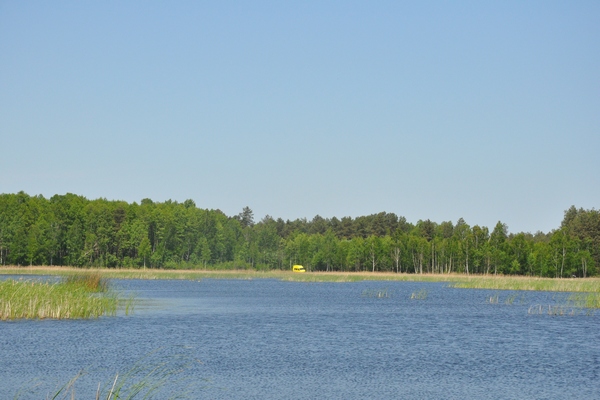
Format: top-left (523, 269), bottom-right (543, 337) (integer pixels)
top-left (82, 365), bottom-right (185, 399)
top-left (95, 355), bottom-right (196, 400)
top-left (525, 292), bottom-right (597, 316)
top-left (3, 267), bottom-right (600, 305)
top-left (487, 293), bottom-right (500, 304)
top-left (527, 304), bottom-right (594, 316)
top-left (504, 293), bottom-right (517, 305)
top-left (0, 273), bottom-right (119, 320)
top-left (64, 272), bottom-right (108, 292)
top-left (361, 288), bottom-right (390, 298)
top-left (567, 292), bottom-right (600, 309)
top-left (450, 276), bottom-right (600, 294)
top-left (485, 292), bottom-right (527, 305)
top-left (17, 352), bottom-right (198, 400)
top-left (505, 293), bottom-right (526, 305)
top-left (410, 289), bottom-right (428, 300)
top-left (0, 267), bottom-right (470, 282)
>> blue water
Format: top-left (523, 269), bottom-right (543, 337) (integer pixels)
top-left (1, 278), bottom-right (599, 399)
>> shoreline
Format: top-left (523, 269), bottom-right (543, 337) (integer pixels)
top-left (1, 266), bottom-right (599, 293)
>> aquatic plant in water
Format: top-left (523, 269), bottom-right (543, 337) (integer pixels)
top-left (16, 352), bottom-right (199, 400)
top-left (486, 292), bottom-right (526, 305)
top-left (567, 292), bottom-right (600, 309)
top-left (527, 304), bottom-right (593, 316)
top-left (450, 276), bottom-right (600, 294)
top-left (410, 289), bottom-right (428, 300)
top-left (487, 293), bottom-right (499, 304)
top-left (361, 288), bottom-right (390, 298)
top-left (0, 273), bottom-right (126, 320)
top-left (64, 272), bottom-right (108, 292)
top-left (503, 293), bottom-right (526, 305)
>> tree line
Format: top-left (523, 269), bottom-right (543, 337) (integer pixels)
top-left (0, 192), bottom-right (598, 277)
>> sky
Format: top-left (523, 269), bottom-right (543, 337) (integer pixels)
top-left (1, 1), bottom-right (598, 234)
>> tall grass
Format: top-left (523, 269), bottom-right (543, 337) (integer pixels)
top-left (410, 289), bottom-right (428, 300)
top-left (15, 352), bottom-right (197, 400)
top-left (64, 272), bottom-right (108, 292)
top-left (0, 266), bottom-right (474, 282)
top-left (49, 363), bottom-right (192, 400)
top-left (0, 273), bottom-right (119, 320)
top-left (454, 276), bottom-right (600, 309)
top-left (361, 288), bottom-right (390, 298)
top-left (2, 266), bottom-right (600, 297)
top-left (449, 275), bottom-right (600, 293)
top-left (567, 292), bottom-right (600, 308)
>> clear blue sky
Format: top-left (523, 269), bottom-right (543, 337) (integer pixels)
top-left (1, 1), bottom-right (598, 234)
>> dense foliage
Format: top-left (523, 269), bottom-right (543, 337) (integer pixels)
top-left (0, 192), bottom-right (597, 277)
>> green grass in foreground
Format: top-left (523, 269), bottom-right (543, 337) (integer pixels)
top-left (14, 351), bottom-right (197, 400)
top-left (0, 273), bottom-right (122, 320)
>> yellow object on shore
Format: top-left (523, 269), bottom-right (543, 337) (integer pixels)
top-left (292, 265), bottom-right (306, 273)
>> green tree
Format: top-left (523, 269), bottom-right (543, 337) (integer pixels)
top-left (138, 236), bottom-right (151, 268)
top-left (347, 237), bottom-right (365, 272)
top-left (237, 206), bottom-right (255, 228)
top-left (321, 229), bottom-right (338, 271)
top-left (366, 235), bottom-right (383, 273)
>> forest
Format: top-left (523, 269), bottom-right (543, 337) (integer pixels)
top-left (0, 192), bottom-right (598, 277)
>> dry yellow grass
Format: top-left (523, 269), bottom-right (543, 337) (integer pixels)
top-left (2, 266), bottom-right (599, 293)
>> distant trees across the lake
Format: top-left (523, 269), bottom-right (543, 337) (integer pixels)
top-left (0, 192), bottom-right (598, 277)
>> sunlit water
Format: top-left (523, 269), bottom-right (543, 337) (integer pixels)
top-left (1, 278), bottom-right (599, 399)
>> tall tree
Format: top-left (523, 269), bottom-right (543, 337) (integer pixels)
top-left (237, 207), bottom-right (255, 228)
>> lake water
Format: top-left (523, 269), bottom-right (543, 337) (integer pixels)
top-left (1, 278), bottom-right (599, 399)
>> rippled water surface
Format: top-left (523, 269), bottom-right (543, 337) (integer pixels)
top-left (1, 278), bottom-right (599, 399)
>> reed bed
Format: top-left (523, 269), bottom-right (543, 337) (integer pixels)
top-left (454, 276), bottom-right (600, 309)
top-left (0, 273), bottom-right (118, 320)
top-left (450, 275), bottom-right (600, 293)
top-left (567, 292), bottom-right (600, 308)
top-left (0, 266), bottom-right (495, 283)
top-left (64, 272), bottom-right (108, 292)
top-left (2, 266), bottom-right (600, 296)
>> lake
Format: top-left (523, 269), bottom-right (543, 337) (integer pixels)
top-left (1, 278), bottom-right (599, 399)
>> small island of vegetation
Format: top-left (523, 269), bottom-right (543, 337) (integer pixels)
top-left (0, 272), bottom-right (124, 320)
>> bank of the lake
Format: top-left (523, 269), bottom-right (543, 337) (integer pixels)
top-left (2, 266), bottom-right (600, 294)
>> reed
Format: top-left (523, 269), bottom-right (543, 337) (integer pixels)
top-left (361, 288), bottom-right (390, 298)
top-left (34, 352), bottom-right (196, 400)
top-left (527, 303), bottom-right (593, 316)
top-left (0, 266), bottom-right (473, 281)
top-left (567, 292), bottom-right (600, 309)
top-left (487, 293), bottom-right (499, 304)
top-left (449, 275), bottom-right (600, 294)
top-left (410, 289), bottom-right (428, 300)
top-left (0, 274), bottom-right (119, 320)
top-left (2, 266), bottom-right (600, 295)
top-left (12, 365), bottom-right (193, 399)
top-left (64, 272), bottom-right (108, 292)
top-left (485, 292), bottom-right (526, 305)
